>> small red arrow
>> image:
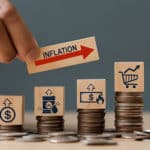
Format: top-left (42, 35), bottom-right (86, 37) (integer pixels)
top-left (35, 45), bottom-right (94, 66)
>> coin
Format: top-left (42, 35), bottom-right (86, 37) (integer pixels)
top-left (0, 136), bottom-right (15, 141)
top-left (122, 133), bottom-right (134, 139)
top-left (78, 109), bottom-right (105, 113)
top-left (0, 125), bottom-right (24, 132)
top-left (0, 132), bottom-right (28, 137)
top-left (16, 137), bottom-right (46, 142)
top-left (36, 116), bottom-right (64, 134)
top-left (48, 131), bottom-right (77, 137)
top-left (115, 92), bottom-right (143, 133)
top-left (78, 109), bottom-right (105, 135)
top-left (48, 135), bottom-right (80, 143)
top-left (36, 116), bottom-right (63, 120)
top-left (143, 129), bottom-right (150, 134)
top-left (81, 138), bottom-right (117, 145)
top-left (22, 134), bottom-right (49, 139)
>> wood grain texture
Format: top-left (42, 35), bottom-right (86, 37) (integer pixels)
top-left (77, 79), bottom-right (106, 109)
top-left (115, 62), bottom-right (144, 92)
top-left (0, 95), bottom-right (24, 126)
top-left (27, 37), bottom-right (99, 74)
top-left (34, 86), bottom-right (65, 116)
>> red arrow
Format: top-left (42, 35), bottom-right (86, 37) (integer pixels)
top-left (35, 45), bottom-right (94, 66)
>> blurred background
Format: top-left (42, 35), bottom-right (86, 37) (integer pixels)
top-left (0, 0), bottom-right (149, 111)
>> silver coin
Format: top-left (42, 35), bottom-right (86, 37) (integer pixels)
top-left (0, 136), bottom-right (15, 141)
top-left (104, 128), bottom-right (116, 132)
top-left (48, 135), bottom-right (80, 143)
top-left (48, 131), bottom-right (77, 137)
top-left (134, 131), bottom-right (149, 136)
top-left (122, 133), bottom-right (134, 139)
top-left (0, 132), bottom-right (28, 137)
top-left (134, 135), bottom-right (145, 141)
top-left (134, 135), bottom-right (150, 141)
top-left (143, 129), bottom-right (150, 134)
top-left (81, 138), bottom-right (117, 145)
top-left (22, 134), bottom-right (49, 139)
top-left (80, 133), bottom-right (117, 139)
top-left (16, 137), bottom-right (46, 142)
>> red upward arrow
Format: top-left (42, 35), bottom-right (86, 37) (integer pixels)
top-left (35, 45), bottom-right (94, 66)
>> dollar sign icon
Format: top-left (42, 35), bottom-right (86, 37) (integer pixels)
top-left (0, 107), bottom-right (16, 123)
top-left (89, 93), bottom-right (94, 101)
top-left (4, 110), bottom-right (11, 120)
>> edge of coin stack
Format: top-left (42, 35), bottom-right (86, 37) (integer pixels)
top-left (77, 109), bottom-right (105, 135)
top-left (36, 116), bottom-right (64, 134)
top-left (0, 125), bottom-right (24, 133)
top-left (115, 92), bottom-right (144, 133)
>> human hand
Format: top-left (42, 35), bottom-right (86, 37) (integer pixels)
top-left (0, 0), bottom-right (40, 63)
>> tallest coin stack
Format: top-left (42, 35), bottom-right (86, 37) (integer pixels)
top-left (114, 62), bottom-right (144, 133)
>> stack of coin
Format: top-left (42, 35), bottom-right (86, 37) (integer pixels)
top-left (0, 125), bottom-right (24, 133)
top-left (115, 92), bottom-right (144, 133)
top-left (77, 109), bottom-right (105, 135)
top-left (36, 116), bottom-right (64, 134)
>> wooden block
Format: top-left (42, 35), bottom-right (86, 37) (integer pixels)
top-left (27, 37), bottom-right (99, 74)
top-left (115, 62), bottom-right (144, 92)
top-left (77, 79), bottom-right (106, 109)
top-left (34, 86), bottom-right (65, 116)
top-left (0, 95), bottom-right (24, 126)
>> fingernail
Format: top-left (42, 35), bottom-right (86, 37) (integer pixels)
top-left (26, 48), bottom-right (40, 62)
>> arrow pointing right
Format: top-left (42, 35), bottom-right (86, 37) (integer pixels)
top-left (35, 45), bottom-right (94, 66)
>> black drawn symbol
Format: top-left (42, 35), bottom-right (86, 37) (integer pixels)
top-left (119, 65), bottom-right (140, 88)
top-left (0, 98), bottom-right (16, 123)
top-left (43, 89), bottom-right (60, 114)
top-left (45, 89), bottom-right (53, 96)
top-left (96, 94), bottom-right (104, 104)
top-left (87, 83), bottom-right (95, 92)
top-left (80, 83), bottom-right (105, 105)
top-left (89, 93), bottom-right (94, 101)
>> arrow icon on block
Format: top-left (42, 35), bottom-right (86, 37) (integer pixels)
top-left (45, 89), bottom-right (53, 96)
top-left (87, 83), bottom-right (95, 92)
top-left (3, 98), bottom-right (12, 107)
top-left (35, 45), bottom-right (94, 66)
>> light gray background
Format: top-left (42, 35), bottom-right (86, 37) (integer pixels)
top-left (0, 0), bottom-right (149, 111)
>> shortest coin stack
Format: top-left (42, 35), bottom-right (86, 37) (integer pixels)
top-left (77, 109), bottom-right (105, 135)
top-left (36, 116), bottom-right (64, 134)
top-left (115, 92), bottom-right (144, 133)
top-left (0, 125), bottom-right (24, 133)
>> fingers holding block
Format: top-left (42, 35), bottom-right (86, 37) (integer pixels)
top-left (0, 95), bottom-right (24, 126)
top-left (34, 86), bottom-right (65, 117)
top-left (77, 79), bottom-right (106, 109)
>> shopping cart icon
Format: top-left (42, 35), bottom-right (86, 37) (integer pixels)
top-left (119, 65), bottom-right (140, 88)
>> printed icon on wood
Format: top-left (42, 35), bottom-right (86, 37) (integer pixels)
top-left (115, 62), bottom-right (144, 92)
top-left (0, 96), bottom-right (24, 126)
top-left (77, 79), bottom-right (106, 109)
top-left (34, 86), bottom-right (64, 116)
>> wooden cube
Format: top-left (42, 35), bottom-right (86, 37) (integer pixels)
top-left (34, 86), bottom-right (65, 116)
top-left (115, 62), bottom-right (144, 92)
top-left (0, 95), bottom-right (24, 126)
top-left (77, 79), bottom-right (106, 109)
